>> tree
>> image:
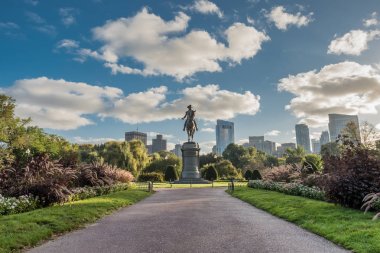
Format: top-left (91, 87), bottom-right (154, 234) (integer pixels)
top-left (165, 165), bottom-right (178, 181)
top-left (244, 170), bottom-right (253, 180)
top-left (215, 159), bottom-right (239, 179)
top-left (251, 170), bottom-right (262, 180)
top-left (222, 143), bottom-right (251, 169)
top-left (200, 153), bottom-right (221, 168)
top-left (264, 155), bottom-right (279, 167)
top-left (285, 146), bottom-right (305, 164)
top-left (204, 165), bottom-right (218, 181)
top-left (144, 152), bottom-right (181, 175)
top-left (303, 154), bottom-right (323, 173)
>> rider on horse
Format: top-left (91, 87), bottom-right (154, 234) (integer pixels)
top-left (182, 105), bottom-right (198, 131)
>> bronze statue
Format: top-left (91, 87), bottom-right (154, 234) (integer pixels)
top-left (182, 105), bottom-right (198, 142)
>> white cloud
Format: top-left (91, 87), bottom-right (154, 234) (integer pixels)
top-left (327, 29), bottom-right (380, 56)
top-left (191, 0), bottom-right (223, 18)
top-left (72, 136), bottom-right (124, 144)
top-left (3, 78), bottom-right (260, 130)
top-left (199, 140), bottom-right (216, 154)
top-left (266, 6), bottom-right (313, 31)
top-left (70, 8), bottom-right (269, 81)
top-left (278, 61), bottom-right (380, 127)
top-left (59, 8), bottom-right (78, 27)
top-left (247, 16), bottom-right (255, 25)
top-left (25, 0), bottom-right (38, 5)
top-left (265, 130), bottom-right (280, 136)
top-left (3, 77), bottom-right (122, 130)
top-left (0, 22), bottom-right (19, 29)
top-left (363, 12), bottom-right (378, 27)
top-left (57, 39), bottom-right (79, 49)
top-left (102, 84), bottom-right (260, 123)
top-left (201, 127), bottom-right (215, 132)
top-left (236, 138), bottom-right (248, 145)
top-left (25, 11), bottom-right (56, 35)
top-left (147, 132), bottom-right (174, 139)
top-left (376, 123), bottom-right (380, 130)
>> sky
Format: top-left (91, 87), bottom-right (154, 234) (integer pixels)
top-left (1, 0), bottom-right (380, 153)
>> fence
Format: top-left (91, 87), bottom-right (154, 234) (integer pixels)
top-left (132, 182), bottom-right (154, 192)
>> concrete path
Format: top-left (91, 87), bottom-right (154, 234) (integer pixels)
top-left (28, 188), bottom-right (350, 253)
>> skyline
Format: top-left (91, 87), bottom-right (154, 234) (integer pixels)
top-left (1, 0), bottom-right (380, 152)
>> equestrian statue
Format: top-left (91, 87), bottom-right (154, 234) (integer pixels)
top-left (182, 105), bottom-right (198, 142)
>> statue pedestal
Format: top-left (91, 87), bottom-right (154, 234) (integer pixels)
top-left (174, 142), bottom-right (210, 184)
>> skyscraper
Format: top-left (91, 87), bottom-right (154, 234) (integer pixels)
top-left (311, 139), bottom-right (321, 154)
top-left (152, 134), bottom-right (167, 153)
top-left (249, 136), bottom-right (264, 151)
top-left (295, 124), bottom-right (311, 153)
top-left (173, 144), bottom-right (182, 157)
top-left (125, 131), bottom-right (147, 146)
top-left (215, 120), bottom-right (234, 155)
top-left (328, 114), bottom-right (360, 141)
top-left (319, 131), bottom-right (330, 146)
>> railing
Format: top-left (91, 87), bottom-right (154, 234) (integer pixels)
top-left (227, 180), bottom-right (247, 192)
top-left (132, 182), bottom-right (154, 192)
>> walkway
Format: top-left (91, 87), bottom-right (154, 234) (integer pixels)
top-left (28, 188), bottom-right (349, 253)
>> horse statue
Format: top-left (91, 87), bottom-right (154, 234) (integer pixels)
top-left (182, 105), bottom-right (198, 142)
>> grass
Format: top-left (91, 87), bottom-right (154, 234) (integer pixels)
top-left (230, 187), bottom-right (380, 253)
top-left (0, 189), bottom-right (151, 253)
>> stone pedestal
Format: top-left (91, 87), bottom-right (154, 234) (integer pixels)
top-left (175, 142), bottom-right (209, 184)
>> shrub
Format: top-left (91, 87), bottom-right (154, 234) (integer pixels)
top-left (204, 165), bottom-right (218, 181)
top-left (69, 183), bottom-right (130, 202)
top-left (263, 164), bottom-right (301, 183)
top-left (244, 170), bottom-right (253, 180)
top-left (215, 159), bottom-right (239, 179)
top-left (251, 170), bottom-right (262, 180)
top-left (248, 180), bottom-right (325, 201)
top-left (104, 166), bottom-right (134, 183)
top-left (74, 162), bottom-right (114, 187)
top-left (138, 172), bottom-right (164, 182)
top-left (164, 165), bottom-right (178, 181)
top-left (0, 154), bottom-right (76, 206)
top-left (0, 194), bottom-right (39, 215)
top-left (323, 144), bottom-right (380, 209)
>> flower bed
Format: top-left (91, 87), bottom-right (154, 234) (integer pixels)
top-left (0, 194), bottom-right (39, 215)
top-left (248, 180), bottom-right (325, 201)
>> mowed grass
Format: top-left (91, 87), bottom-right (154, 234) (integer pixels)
top-left (230, 187), bottom-right (380, 253)
top-left (0, 189), bottom-right (151, 253)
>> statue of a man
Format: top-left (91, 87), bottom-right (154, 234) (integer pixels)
top-left (182, 105), bottom-right (198, 131)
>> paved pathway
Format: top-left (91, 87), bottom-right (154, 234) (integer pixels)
top-left (28, 188), bottom-right (350, 253)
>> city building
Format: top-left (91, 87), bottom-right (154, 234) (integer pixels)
top-left (146, 144), bottom-right (153, 154)
top-left (152, 134), bottom-right (167, 153)
top-left (319, 131), bottom-right (330, 146)
top-left (249, 136), bottom-right (264, 150)
top-left (215, 120), bottom-right (234, 155)
top-left (263, 140), bottom-right (276, 155)
top-left (276, 143), bottom-right (296, 156)
top-left (173, 144), bottom-right (182, 157)
top-left (212, 145), bottom-right (217, 155)
top-left (125, 131), bottom-right (147, 146)
top-left (295, 124), bottom-right (311, 153)
top-left (311, 139), bottom-right (321, 154)
top-left (328, 114), bottom-right (360, 141)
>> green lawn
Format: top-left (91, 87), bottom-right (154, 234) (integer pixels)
top-left (0, 189), bottom-right (151, 253)
top-left (230, 187), bottom-right (380, 253)
top-left (152, 181), bottom-right (247, 188)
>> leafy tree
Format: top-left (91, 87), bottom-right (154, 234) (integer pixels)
top-left (200, 153), bottom-right (221, 168)
top-left (144, 152), bottom-right (181, 175)
top-left (215, 159), bottom-right (239, 179)
top-left (222, 143), bottom-right (251, 169)
top-left (165, 165), bottom-right (178, 181)
top-left (303, 154), bottom-right (323, 173)
top-left (204, 165), bottom-right (218, 181)
top-left (321, 142), bottom-right (340, 157)
top-left (244, 170), bottom-right (253, 180)
top-left (285, 146), bottom-right (305, 164)
top-left (251, 170), bottom-right (262, 180)
top-left (264, 155), bottom-right (279, 167)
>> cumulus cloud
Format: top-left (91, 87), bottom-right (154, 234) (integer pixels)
top-left (328, 29), bottom-right (380, 56)
top-left (278, 61), bottom-right (380, 127)
top-left (266, 6), bottom-right (313, 31)
top-left (199, 140), bottom-right (216, 153)
top-left (25, 11), bottom-right (56, 35)
top-left (57, 39), bottom-right (79, 49)
top-left (3, 78), bottom-right (260, 130)
top-left (376, 123), bottom-right (380, 130)
top-left (201, 127), bottom-right (215, 132)
top-left (59, 8), bottom-right (79, 27)
top-left (363, 12), bottom-right (378, 27)
top-left (265, 130), bottom-right (280, 136)
top-left (191, 0), bottom-right (223, 18)
top-left (65, 8), bottom-right (268, 80)
top-left (72, 136), bottom-right (124, 144)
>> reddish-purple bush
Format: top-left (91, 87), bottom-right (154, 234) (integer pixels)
top-left (323, 143), bottom-right (380, 209)
top-left (263, 164), bottom-right (301, 183)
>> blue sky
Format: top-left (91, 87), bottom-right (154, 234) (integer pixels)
top-left (1, 0), bottom-right (380, 152)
